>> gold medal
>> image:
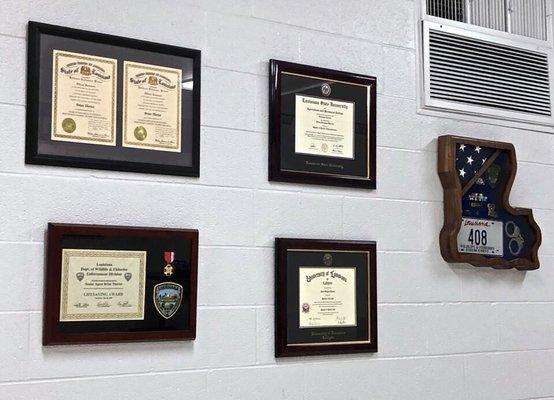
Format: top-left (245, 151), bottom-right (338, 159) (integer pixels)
top-left (164, 264), bottom-right (174, 276)
top-left (163, 251), bottom-right (175, 277)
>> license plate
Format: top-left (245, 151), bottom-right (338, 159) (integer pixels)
top-left (457, 218), bottom-right (503, 257)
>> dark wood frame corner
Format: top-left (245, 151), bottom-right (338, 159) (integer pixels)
top-left (275, 238), bottom-right (377, 357)
top-left (437, 135), bottom-right (541, 270)
top-left (268, 59), bottom-right (377, 189)
top-left (26, 21), bottom-right (201, 177)
top-left (43, 223), bottom-right (198, 345)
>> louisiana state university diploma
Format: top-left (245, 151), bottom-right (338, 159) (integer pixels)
top-left (295, 95), bottom-right (354, 159)
top-left (123, 61), bottom-right (182, 152)
top-left (51, 50), bottom-right (117, 145)
top-left (299, 267), bottom-right (356, 328)
top-left (59, 249), bottom-right (146, 322)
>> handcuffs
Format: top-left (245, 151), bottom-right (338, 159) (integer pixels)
top-left (505, 221), bottom-right (524, 256)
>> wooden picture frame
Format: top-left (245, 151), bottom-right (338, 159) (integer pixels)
top-left (26, 21), bottom-right (201, 177)
top-left (269, 60), bottom-right (377, 189)
top-left (438, 135), bottom-right (541, 270)
top-left (44, 223), bottom-right (198, 345)
top-left (275, 238), bottom-right (377, 357)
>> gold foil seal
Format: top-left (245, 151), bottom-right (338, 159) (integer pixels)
top-left (62, 118), bottom-right (76, 133)
top-left (134, 126), bottom-right (147, 141)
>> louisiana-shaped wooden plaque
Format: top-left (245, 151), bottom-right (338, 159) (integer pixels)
top-left (438, 135), bottom-right (541, 270)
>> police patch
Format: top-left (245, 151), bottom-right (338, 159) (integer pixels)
top-left (153, 282), bottom-right (183, 319)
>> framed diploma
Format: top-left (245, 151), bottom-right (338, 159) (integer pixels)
top-left (438, 135), bottom-right (541, 270)
top-left (43, 223), bottom-right (198, 345)
top-left (26, 21), bottom-right (200, 176)
top-left (269, 60), bottom-right (377, 189)
top-left (275, 238), bottom-right (377, 357)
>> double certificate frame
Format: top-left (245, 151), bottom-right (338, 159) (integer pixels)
top-left (269, 60), bottom-right (377, 189)
top-left (26, 22), bottom-right (200, 176)
top-left (43, 223), bottom-right (198, 345)
top-left (275, 238), bottom-right (377, 357)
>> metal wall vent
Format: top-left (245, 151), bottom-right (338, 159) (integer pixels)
top-left (428, 27), bottom-right (552, 117)
top-left (427, 0), bottom-right (465, 22)
top-left (426, 0), bottom-right (548, 41)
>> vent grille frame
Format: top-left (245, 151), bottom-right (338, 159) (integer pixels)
top-left (422, 21), bottom-right (554, 127)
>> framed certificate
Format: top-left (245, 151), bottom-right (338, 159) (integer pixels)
top-left (26, 21), bottom-right (200, 176)
top-left (275, 238), bottom-right (377, 357)
top-left (438, 135), bottom-right (542, 270)
top-left (43, 223), bottom-right (198, 345)
top-left (269, 60), bottom-right (377, 189)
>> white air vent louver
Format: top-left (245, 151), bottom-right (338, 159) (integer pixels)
top-left (427, 0), bottom-right (465, 22)
top-left (423, 22), bottom-right (553, 124)
top-left (426, 0), bottom-right (548, 41)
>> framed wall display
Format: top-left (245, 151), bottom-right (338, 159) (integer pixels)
top-left (26, 21), bottom-right (200, 176)
top-left (43, 223), bottom-right (198, 345)
top-left (275, 238), bottom-right (377, 357)
top-left (268, 60), bottom-right (377, 189)
top-left (438, 135), bottom-right (542, 270)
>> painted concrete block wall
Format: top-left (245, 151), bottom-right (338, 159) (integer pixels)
top-left (0, 1), bottom-right (553, 399)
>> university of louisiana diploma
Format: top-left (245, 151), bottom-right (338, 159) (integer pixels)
top-left (299, 267), bottom-right (356, 328)
top-left (295, 95), bottom-right (355, 159)
top-left (51, 50), bottom-right (117, 145)
top-left (59, 249), bottom-right (146, 322)
top-left (123, 61), bottom-right (182, 152)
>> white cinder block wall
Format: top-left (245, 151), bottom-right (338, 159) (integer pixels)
top-left (1, 1), bottom-right (553, 399)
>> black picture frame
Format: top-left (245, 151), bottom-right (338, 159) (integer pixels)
top-left (269, 60), bottom-right (377, 189)
top-left (275, 238), bottom-right (377, 357)
top-left (26, 21), bottom-right (201, 177)
top-left (44, 223), bottom-right (198, 345)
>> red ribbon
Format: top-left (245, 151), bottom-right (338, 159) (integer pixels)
top-left (164, 251), bottom-right (175, 264)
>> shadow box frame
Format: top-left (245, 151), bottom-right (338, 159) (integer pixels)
top-left (438, 135), bottom-right (542, 270)
top-left (43, 223), bottom-right (198, 345)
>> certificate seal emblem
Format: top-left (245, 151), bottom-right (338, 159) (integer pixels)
top-left (321, 83), bottom-right (332, 97)
top-left (124, 272), bottom-right (132, 281)
top-left (302, 303), bottom-right (310, 313)
top-left (80, 65), bottom-right (91, 76)
top-left (321, 143), bottom-right (328, 153)
top-left (153, 282), bottom-right (183, 319)
top-left (323, 253), bottom-right (333, 266)
top-left (62, 118), bottom-right (76, 133)
top-left (75, 272), bottom-right (84, 281)
top-left (134, 126), bottom-right (147, 141)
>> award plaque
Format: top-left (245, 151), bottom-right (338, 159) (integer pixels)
top-left (26, 22), bottom-right (200, 176)
top-left (438, 135), bottom-right (542, 270)
top-left (43, 223), bottom-right (198, 345)
top-left (275, 238), bottom-right (377, 357)
top-left (269, 60), bottom-right (377, 189)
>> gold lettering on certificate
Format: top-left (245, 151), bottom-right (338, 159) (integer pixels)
top-left (59, 249), bottom-right (146, 322)
top-left (123, 61), bottom-right (182, 152)
top-left (299, 267), bottom-right (356, 328)
top-left (295, 95), bottom-right (354, 159)
top-left (51, 50), bottom-right (117, 145)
